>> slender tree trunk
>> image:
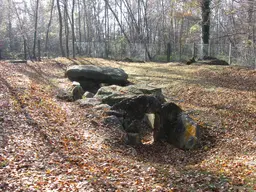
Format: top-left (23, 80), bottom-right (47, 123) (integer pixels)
top-left (104, 0), bottom-right (131, 44)
top-left (179, 18), bottom-right (184, 61)
top-left (7, 0), bottom-right (13, 52)
top-left (104, 0), bottom-right (109, 58)
top-left (71, 0), bottom-right (76, 58)
top-left (38, 39), bottom-right (41, 61)
top-left (33, 0), bottom-right (39, 60)
top-left (56, 0), bottom-right (65, 57)
top-left (83, 0), bottom-right (90, 42)
top-left (24, 40), bottom-right (27, 61)
top-left (247, 0), bottom-right (253, 41)
top-left (83, 0), bottom-right (87, 42)
top-left (78, 0), bottom-right (82, 55)
top-left (137, 0), bottom-right (141, 38)
top-left (142, 0), bottom-right (152, 60)
top-left (161, 0), bottom-right (166, 47)
top-left (45, 0), bottom-right (54, 57)
top-left (123, 0), bottom-right (140, 40)
top-left (13, 1), bottom-right (32, 59)
top-left (92, 1), bottom-right (102, 42)
top-left (64, 0), bottom-right (70, 58)
top-left (216, 4), bottom-right (220, 54)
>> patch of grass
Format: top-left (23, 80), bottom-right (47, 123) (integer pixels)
top-left (0, 160), bottom-right (8, 168)
top-left (49, 79), bottom-right (59, 86)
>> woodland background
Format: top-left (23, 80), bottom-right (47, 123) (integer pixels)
top-left (0, 0), bottom-right (255, 66)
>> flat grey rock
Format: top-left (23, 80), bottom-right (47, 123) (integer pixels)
top-left (65, 65), bottom-right (128, 85)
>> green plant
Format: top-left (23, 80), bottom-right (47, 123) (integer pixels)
top-left (0, 160), bottom-right (8, 167)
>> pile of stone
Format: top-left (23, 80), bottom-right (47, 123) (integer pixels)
top-left (60, 64), bottom-right (200, 150)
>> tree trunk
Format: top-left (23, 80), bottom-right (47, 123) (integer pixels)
top-left (7, 0), bottom-right (13, 52)
top-left (45, 0), bottom-right (54, 57)
top-left (56, 0), bottom-right (65, 57)
top-left (38, 39), bottom-right (41, 61)
top-left (78, 0), bottom-right (82, 55)
top-left (33, 0), bottom-right (39, 60)
top-left (201, 0), bottom-right (211, 57)
top-left (201, 0), bottom-right (211, 44)
top-left (71, 0), bottom-right (76, 58)
top-left (13, 1), bottom-right (32, 59)
top-left (247, 0), bottom-right (253, 41)
top-left (64, 0), bottom-right (70, 58)
top-left (142, 0), bottom-right (152, 60)
top-left (104, 0), bottom-right (131, 44)
top-left (104, 0), bottom-right (109, 58)
top-left (179, 18), bottom-right (184, 61)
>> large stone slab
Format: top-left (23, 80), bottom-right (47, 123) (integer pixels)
top-left (94, 85), bottom-right (166, 106)
top-left (65, 65), bottom-right (129, 85)
top-left (110, 95), bottom-right (163, 145)
top-left (159, 102), bottom-right (200, 150)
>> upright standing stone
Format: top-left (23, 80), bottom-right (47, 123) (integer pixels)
top-left (159, 102), bottom-right (200, 149)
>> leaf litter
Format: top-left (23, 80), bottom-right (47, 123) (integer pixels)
top-left (0, 58), bottom-right (255, 191)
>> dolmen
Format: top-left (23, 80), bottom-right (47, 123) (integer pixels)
top-left (65, 65), bottom-right (129, 93)
top-left (60, 65), bottom-right (201, 150)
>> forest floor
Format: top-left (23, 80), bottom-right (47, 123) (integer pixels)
top-left (0, 57), bottom-right (255, 191)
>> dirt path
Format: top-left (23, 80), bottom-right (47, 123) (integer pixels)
top-left (0, 59), bottom-right (255, 191)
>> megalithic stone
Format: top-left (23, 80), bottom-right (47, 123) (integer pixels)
top-left (159, 102), bottom-right (200, 149)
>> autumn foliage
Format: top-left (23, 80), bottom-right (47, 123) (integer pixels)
top-left (0, 58), bottom-right (255, 191)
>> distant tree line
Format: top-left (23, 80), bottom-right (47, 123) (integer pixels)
top-left (0, 0), bottom-right (255, 60)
